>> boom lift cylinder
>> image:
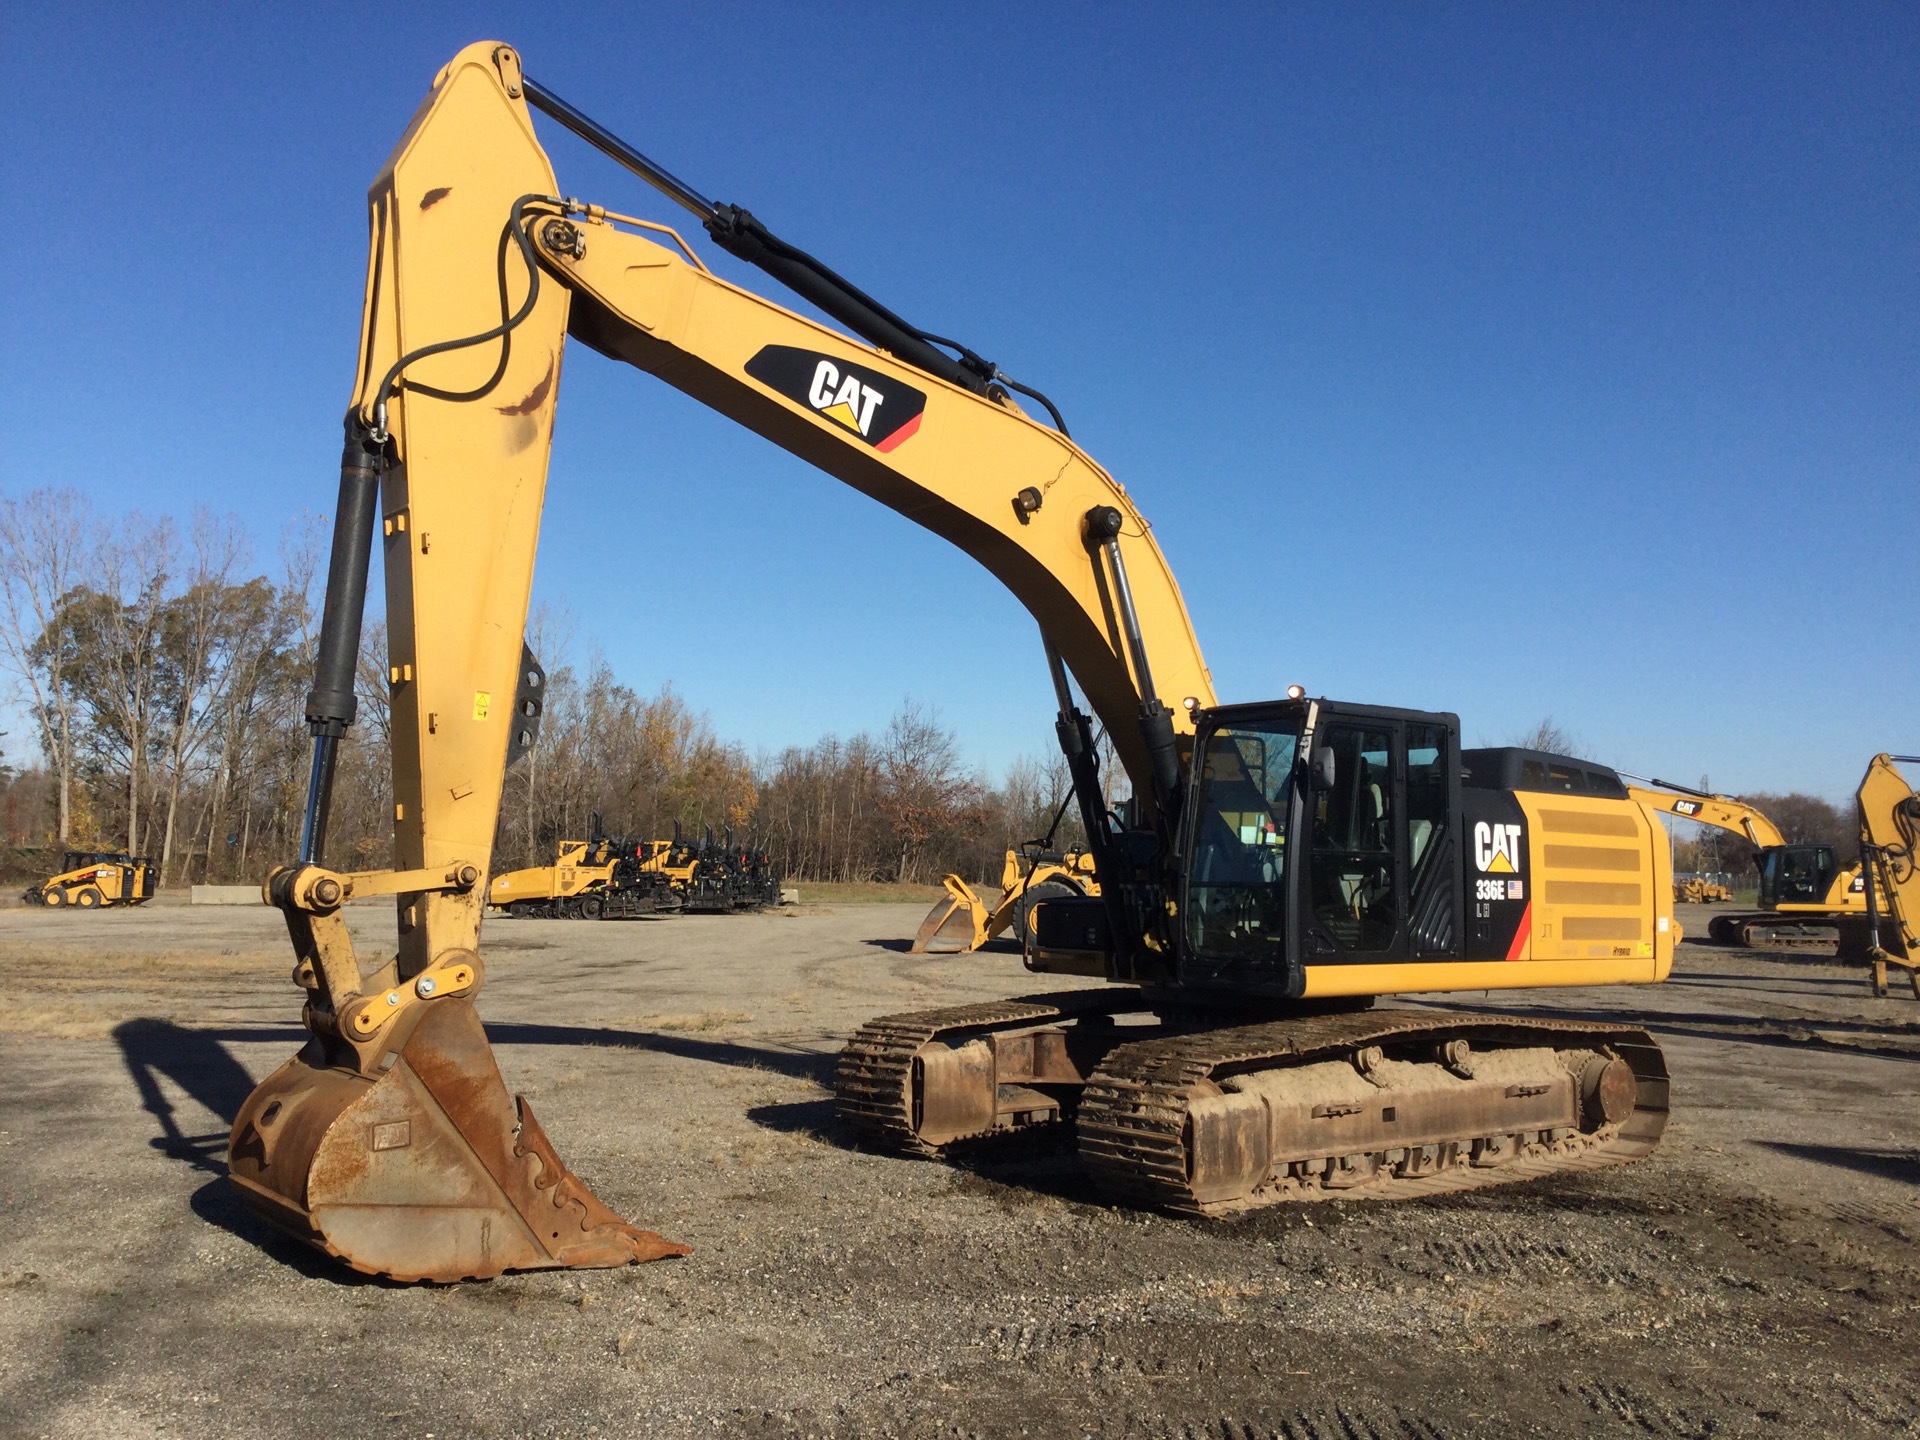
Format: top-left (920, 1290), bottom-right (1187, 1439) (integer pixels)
top-left (299, 420), bottom-right (385, 863)
top-left (1085, 505), bottom-right (1183, 820)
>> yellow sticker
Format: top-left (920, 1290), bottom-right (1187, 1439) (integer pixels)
top-left (473, 691), bottom-right (491, 721)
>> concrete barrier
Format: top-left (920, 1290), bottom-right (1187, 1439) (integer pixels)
top-left (192, 885), bottom-right (263, 906)
top-left (780, 888), bottom-right (800, 906)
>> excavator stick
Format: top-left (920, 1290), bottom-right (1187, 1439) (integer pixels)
top-left (227, 44), bottom-right (689, 1280)
top-left (913, 875), bottom-right (991, 954)
top-left (229, 998), bottom-right (686, 1282)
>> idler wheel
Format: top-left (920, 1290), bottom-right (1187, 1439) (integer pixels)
top-left (1579, 1054), bottom-right (1638, 1128)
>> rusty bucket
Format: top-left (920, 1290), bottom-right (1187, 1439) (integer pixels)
top-left (228, 997), bottom-right (687, 1282)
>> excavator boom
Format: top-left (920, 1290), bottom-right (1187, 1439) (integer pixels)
top-left (1623, 780), bottom-right (1788, 850)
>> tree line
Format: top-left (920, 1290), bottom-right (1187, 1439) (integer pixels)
top-left (0, 488), bottom-right (1082, 888)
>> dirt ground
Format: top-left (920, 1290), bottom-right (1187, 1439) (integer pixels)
top-left (2, 896), bottom-right (1916, 1439)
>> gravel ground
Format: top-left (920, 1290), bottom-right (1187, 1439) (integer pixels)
top-left (2, 898), bottom-right (1916, 1439)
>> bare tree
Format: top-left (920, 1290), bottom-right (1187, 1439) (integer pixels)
top-left (84, 516), bottom-right (178, 853)
top-left (877, 699), bottom-right (986, 884)
top-left (197, 574), bottom-right (303, 880)
top-left (0, 489), bottom-right (97, 842)
top-left (151, 511), bottom-right (248, 881)
top-left (1512, 716), bottom-right (1581, 756)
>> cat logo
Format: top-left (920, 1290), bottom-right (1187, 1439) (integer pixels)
top-left (744, 345), bottom-right (927, 453)
top-left (1671, 799), bottom-right (1703, 818)
top-left (1474, 821), bottom-right (1524, 873)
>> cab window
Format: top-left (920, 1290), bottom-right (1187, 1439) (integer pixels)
top-left (1308, 725), bottom-right (1398, 951)
top-left (1185, 723), bottom-right (1299, 961)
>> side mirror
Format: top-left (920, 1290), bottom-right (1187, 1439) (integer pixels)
top-left (1306, 748), bottom-right (1336, 792)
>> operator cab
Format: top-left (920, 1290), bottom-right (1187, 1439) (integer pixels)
top-left (1757, 844), bottom-right (1840, 908)
top-left (1175, 699), bottom-right (1462, 997)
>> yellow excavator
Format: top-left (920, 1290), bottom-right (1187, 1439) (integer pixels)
top-left (912, 845), bottom-right (1100, 955)
top-left (231, 43), bottom-right (1686, 1282)
top-left (1624, 777), bottom-right (1867, 945)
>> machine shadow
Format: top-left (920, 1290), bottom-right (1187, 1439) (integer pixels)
top-left (744, 1095), bottom-right (1103, 1203)
top-left (1754, 1141), bottom-right (1920, 1187)
top-left (113, 1019), bottom-right (302, 1171)
top-left (745, 1097), bottom-right (846, 1143)
top-left (1411, 1000), bottom-right (1920, 1063)
top-left (114, 1019), bottom-right (386, 1276)
top-left (486, 1021), bottom-right (837, 1085)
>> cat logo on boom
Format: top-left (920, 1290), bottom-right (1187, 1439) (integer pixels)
top-left (1474, 821), bottom-right (1524, 873)
top-left (744, 345), bottom-right (927, 453)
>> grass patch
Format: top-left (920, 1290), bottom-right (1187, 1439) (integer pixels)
top-left (616, 1011), bottom-right (754, 1033)
top-left (0, 943), bottom-right (332, 1037)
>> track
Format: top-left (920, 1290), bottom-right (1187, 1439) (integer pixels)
top-left (835, 990), bottom-right (1133, 1155)
top-left (1706, 910), bottom-right (1843, 947)
top-left (1077, 1010), bottom-right (1669, 1214)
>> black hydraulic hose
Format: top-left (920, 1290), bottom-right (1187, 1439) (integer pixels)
top-left (996, 376), bottom-right (1071, 438)
top-left (1085, 506), bottom-right (1182, 816)
top-left (363, 194), bottom-right (559, 439)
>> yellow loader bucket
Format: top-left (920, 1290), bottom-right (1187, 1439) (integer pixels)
top-left (912, 875), bottom-right (988, 954)
top-left (228, 996), bottom-right (687, 1282)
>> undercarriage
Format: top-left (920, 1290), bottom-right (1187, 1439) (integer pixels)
top-left (837, 992), bottom-right (1667, 1213)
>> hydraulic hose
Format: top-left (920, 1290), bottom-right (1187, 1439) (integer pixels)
top-left (363, 194), bottom-right (562, 440)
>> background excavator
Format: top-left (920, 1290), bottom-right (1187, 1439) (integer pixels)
top-left (230, 42), bottom-right (1680, 1283)
top-left (1628, 766), bottom-right (1919, 995)
top-left (1624, 776), bottom-right (1868, 945)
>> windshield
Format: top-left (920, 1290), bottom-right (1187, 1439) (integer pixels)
top-left (1184, 720), bottom-right (1301, 962)
top-left (1758, 845), bottom-right (1833, 906)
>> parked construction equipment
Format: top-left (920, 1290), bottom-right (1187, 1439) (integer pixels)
top-left (23, 850), bottom-right (157, 908)
top-left (639, 827), bottom-right (782, 913)
top-left (491, 823), bottom-right (778, 918)
top-left (233, 43), bottom-right (1677, 1282)
top-left (1624, 777), bottom-right (1867, 946)
top-left (1673, 876), bottom-right (1734, 904)
top-left (489, 834), bottom-right (679, 918)
top-left (913, 845), bottom-right (1098, 953)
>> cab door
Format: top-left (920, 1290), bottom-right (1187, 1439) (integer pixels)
top-left (1294, 715), bottom-right (1459, 965)
top-left (1301, 721), bottom-right (1407, 963)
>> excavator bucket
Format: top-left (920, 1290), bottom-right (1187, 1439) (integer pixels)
top-left (912, 875), bottom-right (989, 954)
top-left (227, 997), bottom-right (688, 1282)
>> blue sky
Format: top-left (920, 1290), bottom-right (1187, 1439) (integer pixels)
top-left (3, 4), bottom-right (1914, 803)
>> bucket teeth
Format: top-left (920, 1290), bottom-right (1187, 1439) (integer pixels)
top-left (510, 1099), bottom-right (690, 1266)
